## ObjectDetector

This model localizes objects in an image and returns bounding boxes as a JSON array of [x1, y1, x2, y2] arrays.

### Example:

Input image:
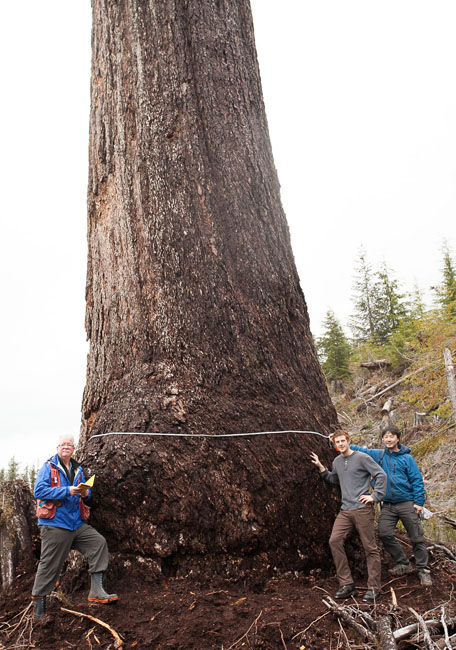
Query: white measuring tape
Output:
[[89, 430, 330, 440]]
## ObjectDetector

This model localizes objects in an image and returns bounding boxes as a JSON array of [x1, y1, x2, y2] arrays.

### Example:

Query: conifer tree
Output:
[[350, 251, 407, 345], [407, 284, 426, 321], [373, 262, 407, 343], [349, 248, 378, 342], [433, 241, 456, 317], [21, 465, 29, 485], [6, 457, 20, 481], [317, 311, 351, 380], [0, 468, 5, 483], [29, 465, 38, 490]]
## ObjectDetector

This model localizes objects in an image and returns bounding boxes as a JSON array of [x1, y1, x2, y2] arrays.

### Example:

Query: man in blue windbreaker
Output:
[[351, 426, 432, 586], [31, 435, 118, 620]]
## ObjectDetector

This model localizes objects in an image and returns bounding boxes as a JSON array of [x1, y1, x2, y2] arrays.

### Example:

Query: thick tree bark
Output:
[[81, 0, 339, 576], [0, 481, 38, 592]]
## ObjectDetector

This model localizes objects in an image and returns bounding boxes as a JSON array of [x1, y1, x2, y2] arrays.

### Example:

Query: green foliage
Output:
[[350, 251, 407, 345], [0, 458, 39, 489], [6, 457, 20, 481], [411, 428, 449, 459], [349, 248, 378, 342], [432, 241, 456, 318], [29, 465, 38, 488], [317, 311, 351, 380], [374, 262, 407, 342], [400, 312, 456, 417]]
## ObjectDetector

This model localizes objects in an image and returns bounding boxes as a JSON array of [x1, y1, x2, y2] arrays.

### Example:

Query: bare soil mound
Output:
[[2, 544, 455, 649]]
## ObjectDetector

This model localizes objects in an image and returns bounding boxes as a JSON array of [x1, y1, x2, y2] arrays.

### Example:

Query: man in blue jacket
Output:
[[32, 435, 118, 620], [351, 426, 432, 586]]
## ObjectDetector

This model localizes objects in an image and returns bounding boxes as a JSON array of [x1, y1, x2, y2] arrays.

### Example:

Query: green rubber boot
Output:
[[88, 572, 118, 603]]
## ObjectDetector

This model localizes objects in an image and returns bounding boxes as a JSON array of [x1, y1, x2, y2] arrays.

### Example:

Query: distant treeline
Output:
[[317, 240, 456, 418], [0, 457, 39, 490]]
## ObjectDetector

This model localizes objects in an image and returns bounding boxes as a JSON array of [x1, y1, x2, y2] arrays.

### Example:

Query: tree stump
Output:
[[0, 480, 38, 592], [330, 379, 345, 394], [414, 412, 427, 426]]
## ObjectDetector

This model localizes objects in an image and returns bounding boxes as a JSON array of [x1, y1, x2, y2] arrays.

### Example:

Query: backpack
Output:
[[36, 462, 90, 521]]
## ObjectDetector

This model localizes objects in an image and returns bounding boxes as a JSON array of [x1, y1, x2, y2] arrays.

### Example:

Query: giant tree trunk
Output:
[[81, 0, 339, 576]]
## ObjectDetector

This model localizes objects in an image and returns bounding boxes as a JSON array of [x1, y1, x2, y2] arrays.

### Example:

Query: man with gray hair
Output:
[[31, 435, 118, 620]]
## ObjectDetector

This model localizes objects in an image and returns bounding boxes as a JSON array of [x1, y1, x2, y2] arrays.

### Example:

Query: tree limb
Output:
[[60, 607, 124, 648], [377, 615, 398, 650], [408, 607, 438, 650], [322, 597, 376, 644]]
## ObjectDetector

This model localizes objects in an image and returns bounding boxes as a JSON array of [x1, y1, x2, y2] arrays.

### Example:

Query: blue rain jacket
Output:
[[34, 453, 91, 530], [350, 443, 426, 506]]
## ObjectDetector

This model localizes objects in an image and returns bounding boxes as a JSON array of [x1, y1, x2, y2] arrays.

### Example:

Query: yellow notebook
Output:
[[79, 475, 95, 488]]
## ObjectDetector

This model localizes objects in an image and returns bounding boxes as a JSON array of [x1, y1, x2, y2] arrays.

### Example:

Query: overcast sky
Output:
[[1, 1, 455, 469]]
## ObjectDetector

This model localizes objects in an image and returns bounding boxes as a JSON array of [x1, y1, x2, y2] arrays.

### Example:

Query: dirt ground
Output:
[[2, 541, 456, 650]]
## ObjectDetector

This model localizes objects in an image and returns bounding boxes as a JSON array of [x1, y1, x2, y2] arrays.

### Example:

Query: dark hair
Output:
[[382, 426, 401, 439]]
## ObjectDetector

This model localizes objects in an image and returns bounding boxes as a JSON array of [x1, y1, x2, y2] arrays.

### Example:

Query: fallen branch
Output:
[[378, 615, 398, 650], [322, 597, 376, 644], [357, 378, 390, 398], [390, 587, 398, 609], [226, 610, 262, 650], [360, 359, 392, 369], [436, 514, 456, 533], [357, 365, 430, 409], [428, 542, 456, 562], [338, 619, 352, 649], [441, 606, 453, 650], [409, 607, 437, 650], [2, 603, 32, 637], [278, 625, 288, 650], [291, 611, 330, 640], [393, 619, 439, 641], [60, 607, 124, 649]]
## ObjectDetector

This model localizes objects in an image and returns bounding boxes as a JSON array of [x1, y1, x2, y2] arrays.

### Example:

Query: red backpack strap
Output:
[[49, 462, 60, 487]]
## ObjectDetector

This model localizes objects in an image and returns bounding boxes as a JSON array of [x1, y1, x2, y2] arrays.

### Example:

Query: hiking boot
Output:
[[418, 571, 432, 587], [334, 584, 358, 599], [32, 596, 46, 620], [88, 572, 118, 603], [362, 589, 381, 603], [389, 562, 414, 576]]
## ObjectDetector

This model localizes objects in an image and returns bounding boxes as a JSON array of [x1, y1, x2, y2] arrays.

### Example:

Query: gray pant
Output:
[[378, 501, 429, 572], [32, 524, 109, 597]]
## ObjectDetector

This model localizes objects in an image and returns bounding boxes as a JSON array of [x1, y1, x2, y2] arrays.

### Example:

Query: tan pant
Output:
[[329, 505, 381, 590]]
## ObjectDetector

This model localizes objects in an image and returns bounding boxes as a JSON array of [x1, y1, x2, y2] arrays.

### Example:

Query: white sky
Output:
[[1, 1, 455, 469]]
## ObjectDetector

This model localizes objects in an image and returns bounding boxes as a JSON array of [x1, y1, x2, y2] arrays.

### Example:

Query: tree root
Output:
[[60, 607, 124, 649]]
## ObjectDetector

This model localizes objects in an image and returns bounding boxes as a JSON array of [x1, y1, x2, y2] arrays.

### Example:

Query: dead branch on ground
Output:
[[409, 606, 437, 649], [225, 610, 263, 650], [322, 596, 376, 644], [377, 615, 397, 650], [60, 607, 124, 649]]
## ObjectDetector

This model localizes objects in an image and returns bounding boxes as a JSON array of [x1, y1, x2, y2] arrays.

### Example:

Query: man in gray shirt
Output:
[[311, 429, 387, 602]]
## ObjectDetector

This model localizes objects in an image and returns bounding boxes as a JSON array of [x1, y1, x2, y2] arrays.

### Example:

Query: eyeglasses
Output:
[[58, 444, 75, 449]]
